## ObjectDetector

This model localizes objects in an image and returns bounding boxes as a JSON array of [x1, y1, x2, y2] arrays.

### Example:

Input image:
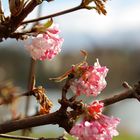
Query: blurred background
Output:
[[0, 0, 140, 139]]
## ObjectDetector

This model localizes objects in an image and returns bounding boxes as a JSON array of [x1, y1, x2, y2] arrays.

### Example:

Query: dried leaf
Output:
[[50, 51, 88, 82], [33, 86, 53, 114]]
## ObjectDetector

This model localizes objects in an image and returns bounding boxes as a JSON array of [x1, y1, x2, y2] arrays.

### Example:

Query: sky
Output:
[[54, 0, 140, 50], [1, 0, 140, 51]]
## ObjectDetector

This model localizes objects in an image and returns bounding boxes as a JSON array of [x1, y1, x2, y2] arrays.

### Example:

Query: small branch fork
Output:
[[21, 4, 84, 25], [0, 0, 39, 40], [0, 80, 140, 135], [0, 0, 90, 40], [0, 0, 108, 41]]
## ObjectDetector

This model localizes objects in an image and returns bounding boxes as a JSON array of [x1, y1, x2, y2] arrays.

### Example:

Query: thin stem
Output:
[[62, 74, 74, 99], [21, 5, 84, 25], [0, 134, 66, 140], [0, 134, 38, 140], [101, 89, 134, 106], [25, 58, 36, 114], [22, 58, 36, 135]]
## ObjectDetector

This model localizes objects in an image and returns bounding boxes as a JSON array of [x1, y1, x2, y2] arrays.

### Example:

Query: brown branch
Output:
[[23, 58, 36, 135], [0, 134, 66, 140], [0, 111, 58, 133], [8, 0, 40, 32], [0, 0, 40, 39], [101, 82, 140, 106], [0, 0, 5, 22], [0, 134, 38, 140], [62, 74, 74, 99], [0, 75, 75, 134], [21, 0, 108, 25], [25, 59, 36, 115], [0, 0, 85, 40], [101, 89, 133, 106], [0, 82, 140, 134], [21, 4, 84, 25], [0, 110, 72, 134]]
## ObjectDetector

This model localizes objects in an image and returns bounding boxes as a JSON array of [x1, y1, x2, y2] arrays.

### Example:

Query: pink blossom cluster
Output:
[[70, 60, 108, 96], [70, 115, 120, 140], [25, 24, 64, 60], [70, 101, 120, 140], [69, 60, 120, 140]]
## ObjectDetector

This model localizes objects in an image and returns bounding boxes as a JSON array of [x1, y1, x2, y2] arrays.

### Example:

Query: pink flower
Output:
[[87, 100, 104, 119], [70, 115, 120, 140], [70, 60, 108, 96], [25, 24, 64, 60]]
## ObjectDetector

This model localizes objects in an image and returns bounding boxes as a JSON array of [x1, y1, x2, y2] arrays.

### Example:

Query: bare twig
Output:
[[0, 134, 38, 140], [1, 82, 140, 134], [22, 58, 36, 135], [21, 4, 84, 25], [0, 0, 86, 40], [25, 40, 36, 116], [9, 0, 40, 31], [0, 0, 5, 22], [62, 74, 74, 100], [102, 82, 140, 106], [21, 0, 108, 25], [0, 134, 67, 140], [101, 89, 133, 106], [0, 0, 40, 39], [122, 81, 132, 89], [0, 111, 59, 133]]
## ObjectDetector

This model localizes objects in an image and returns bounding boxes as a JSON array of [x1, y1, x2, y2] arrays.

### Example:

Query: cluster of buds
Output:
[[82, 0, 107, 15]]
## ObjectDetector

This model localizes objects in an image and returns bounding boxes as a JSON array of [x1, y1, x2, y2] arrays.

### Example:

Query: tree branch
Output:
[[0, 111, 59, 133], [0, 82, 140, 134], [102, 82, 140, 106], [21, 4, 84, 25], [101, 89, 134, 106], [0, 0, 85, 40], [0, 0, 40, 39], [22, 58, 36, 135], [62, 74, 74, 100], [0, 134, 38, 140], [8, 0, 39, 32], [0, 134, 67, 140]]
